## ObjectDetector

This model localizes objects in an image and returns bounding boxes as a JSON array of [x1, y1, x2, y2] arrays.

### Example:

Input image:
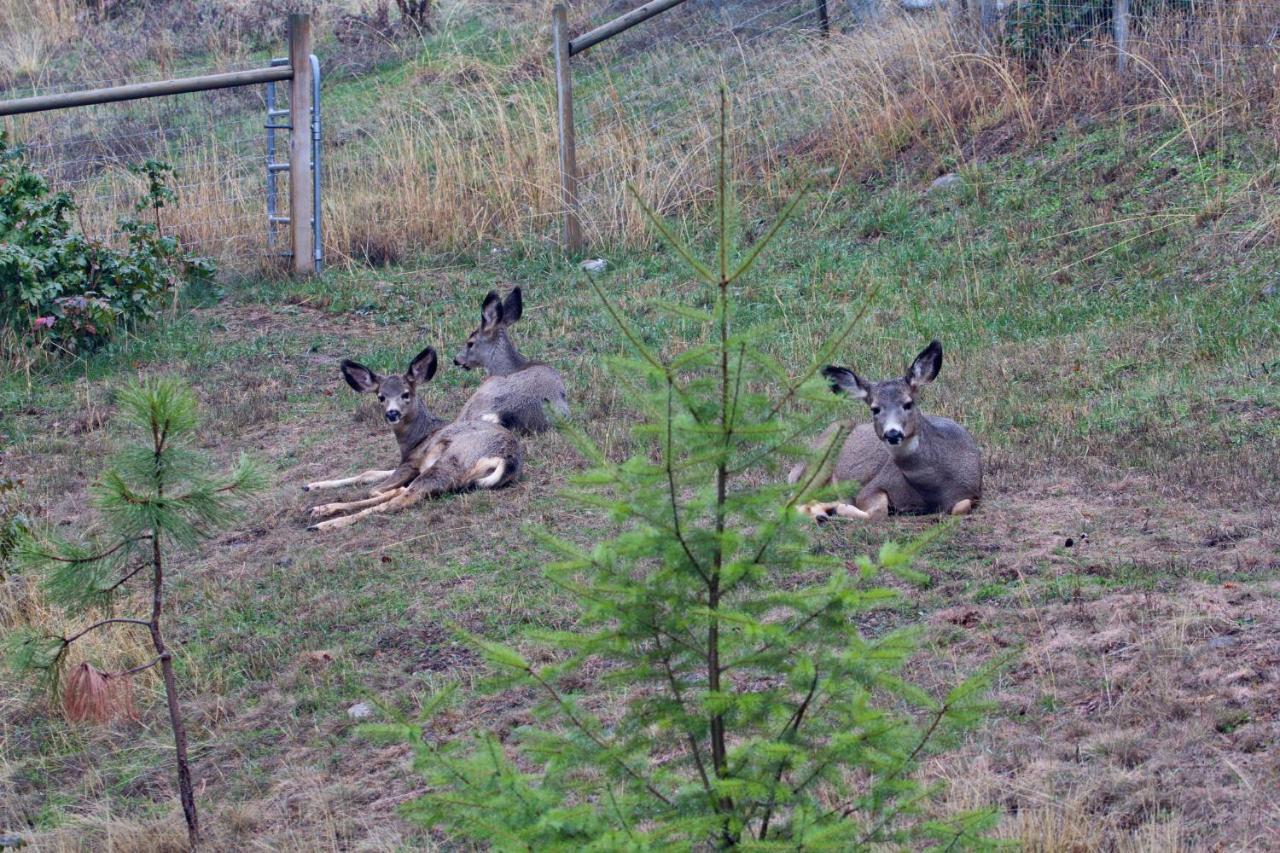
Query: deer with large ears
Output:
[[302, 346, 522, 532], [453, 287, 569, 435], [788, 341, 982, 521]]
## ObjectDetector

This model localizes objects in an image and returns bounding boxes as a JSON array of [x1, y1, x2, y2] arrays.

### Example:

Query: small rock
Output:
[[580, 258, 607, 273], [347, 702, 375, 720], [929, 174, 963, 193]]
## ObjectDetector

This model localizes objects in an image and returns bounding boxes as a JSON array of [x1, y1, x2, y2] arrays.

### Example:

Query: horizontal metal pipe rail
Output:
[[0, 66, 294, 117], [568, 0, 692, 56]]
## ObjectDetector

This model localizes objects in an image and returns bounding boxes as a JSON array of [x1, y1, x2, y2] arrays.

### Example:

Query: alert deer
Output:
[[303, 346, 522, 532], [788, 341, 982, 521], [453, 287, 569, 435]]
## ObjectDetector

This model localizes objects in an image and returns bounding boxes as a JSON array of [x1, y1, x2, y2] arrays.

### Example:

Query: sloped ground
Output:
[[2, 108, 1279, 850]]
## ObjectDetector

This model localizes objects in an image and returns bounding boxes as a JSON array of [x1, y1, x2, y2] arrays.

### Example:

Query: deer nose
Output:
[[884, 429, 904, 445], [452, 356, 464, 367], [385, 410, 401, 423]]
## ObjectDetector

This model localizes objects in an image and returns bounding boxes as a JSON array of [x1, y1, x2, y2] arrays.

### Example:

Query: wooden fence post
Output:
[[1113, 0, 1130, 72], [552, 4, 583, 253], [815, 0, 830, 35], [288, 13, 316, 276]]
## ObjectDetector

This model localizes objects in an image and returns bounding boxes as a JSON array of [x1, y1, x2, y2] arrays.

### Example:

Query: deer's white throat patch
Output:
[[887, 434, 919, 458]]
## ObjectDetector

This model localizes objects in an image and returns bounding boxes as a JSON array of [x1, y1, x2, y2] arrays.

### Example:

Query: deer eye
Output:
[[903, 401, 913, 410], [401, 392, 410, 400], [377, 394, 385, 403], [870, 406, 881, 415]]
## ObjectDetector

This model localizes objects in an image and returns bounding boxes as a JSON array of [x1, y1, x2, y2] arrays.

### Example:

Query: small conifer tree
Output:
[[9, 378, 264, 850], [370, 93, 995, 848]]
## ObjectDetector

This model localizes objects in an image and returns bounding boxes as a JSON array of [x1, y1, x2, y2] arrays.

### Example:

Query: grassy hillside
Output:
[[3, 1, 1280, 850]]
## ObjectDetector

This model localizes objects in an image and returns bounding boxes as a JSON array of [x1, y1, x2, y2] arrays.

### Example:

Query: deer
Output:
[[788, 341, 982, 521], [453, 287, 569, 435], [302, 346, 522, 532]]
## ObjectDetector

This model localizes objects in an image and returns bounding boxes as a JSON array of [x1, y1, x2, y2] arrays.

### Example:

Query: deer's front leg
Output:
[[308, 487, 405, 520], [370, 463, 419, 496], [800, 500, 872, 522], [307, 482, 429, 532], [303, 469, 396, 492]]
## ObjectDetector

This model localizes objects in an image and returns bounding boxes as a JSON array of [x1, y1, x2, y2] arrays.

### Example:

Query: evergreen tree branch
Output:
[[763, 279, 881, 423], [581, 270, 705, 426], [522, 666, 674, 807], [727, 186, 810, 285], [64, 617, 152, 645], [104, 560, 149, 593], [652, 631, 714, 803], [757, 666, 821, 840], [106, 654, 166, 677], [26, 534, 151, 564], [843, 701, 952, 836], [665, 381, 708, 584], [721, 599, 840, 674], [624, 184, 717, 285]]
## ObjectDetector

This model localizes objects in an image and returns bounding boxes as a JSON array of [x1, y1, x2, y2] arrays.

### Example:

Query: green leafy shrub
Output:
[[0, 133, 214, 357], [8, 377, 264, 849], [367, 94, 997, 849]]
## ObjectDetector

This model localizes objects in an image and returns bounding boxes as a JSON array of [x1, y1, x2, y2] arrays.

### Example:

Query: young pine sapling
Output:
[[9, 378, 264, 850]]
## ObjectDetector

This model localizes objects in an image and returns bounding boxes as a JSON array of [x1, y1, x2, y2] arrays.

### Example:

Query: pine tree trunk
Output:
[[152, 535, 199, 849]]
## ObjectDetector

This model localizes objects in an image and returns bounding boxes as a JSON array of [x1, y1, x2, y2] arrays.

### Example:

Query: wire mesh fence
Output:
[[0, 60, 284, 272], [2, 0, 1276, 273], [555, 0, 1278, 248], [564, 0, 859, 245]]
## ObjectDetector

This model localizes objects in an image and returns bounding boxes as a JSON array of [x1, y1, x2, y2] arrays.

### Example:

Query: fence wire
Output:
[[2, 0, 1277, 271], [562, 0, 1278, 246], [1, 61, 285, 271]]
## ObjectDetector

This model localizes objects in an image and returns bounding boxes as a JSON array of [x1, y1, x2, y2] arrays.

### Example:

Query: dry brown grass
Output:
[[0, 0, 78, 85], [3, 1, 1278, 268]]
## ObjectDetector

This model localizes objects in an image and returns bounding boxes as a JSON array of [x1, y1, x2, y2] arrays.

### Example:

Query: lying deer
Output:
[[789, 341, 982, 521], [303, 346, 522, 532], [453, 287, 569, 434]]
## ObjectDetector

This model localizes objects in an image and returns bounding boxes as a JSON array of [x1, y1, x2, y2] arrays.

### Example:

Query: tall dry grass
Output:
[[3, 0, 1277, 270], [0, 0, 78, 84], [321, 2, 1280, 262]]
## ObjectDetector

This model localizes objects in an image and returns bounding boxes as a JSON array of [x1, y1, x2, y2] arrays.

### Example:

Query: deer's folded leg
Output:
[[798, 501, 840, 520], [303, 469, 396, 492], [831, 502, 872, 520], [370, 463, 419, 496], [858, 490, 890, 521]]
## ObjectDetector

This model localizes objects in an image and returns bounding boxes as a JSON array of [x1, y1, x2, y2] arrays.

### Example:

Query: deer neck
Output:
[[393, 399, 447, 461], [485, 331, 530, 377]]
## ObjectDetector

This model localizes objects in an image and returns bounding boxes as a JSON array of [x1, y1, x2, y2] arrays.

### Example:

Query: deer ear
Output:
[[907, 341, 942, 389], [480, 290, 504, 333], [340, 360, 379, 393], [407, 346, 438, 384], [502, 287, 523, 324], [821, 366, 870, 401]]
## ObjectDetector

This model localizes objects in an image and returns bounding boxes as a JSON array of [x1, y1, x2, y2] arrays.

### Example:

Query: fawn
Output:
[[303, 346, 522, 532], [453, 287, 569, 435], [789, 341, 982, 521]]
